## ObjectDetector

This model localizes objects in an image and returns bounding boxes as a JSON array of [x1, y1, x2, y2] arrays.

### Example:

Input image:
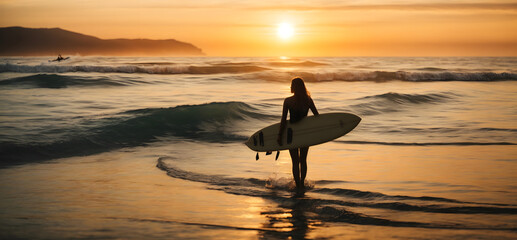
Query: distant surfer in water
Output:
[[50, 54, 67, 62], [277, 77, 319, 190]]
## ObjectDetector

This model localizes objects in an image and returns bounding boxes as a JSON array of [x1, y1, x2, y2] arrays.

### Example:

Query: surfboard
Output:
[[245, 113, 361, 152]]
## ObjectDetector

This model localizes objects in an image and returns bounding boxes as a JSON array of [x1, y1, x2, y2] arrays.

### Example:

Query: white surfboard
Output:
[[245, 113, 361, 152]]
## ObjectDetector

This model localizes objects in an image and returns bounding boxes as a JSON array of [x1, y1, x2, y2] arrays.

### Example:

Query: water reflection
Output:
[[259, 193, 312, 240]]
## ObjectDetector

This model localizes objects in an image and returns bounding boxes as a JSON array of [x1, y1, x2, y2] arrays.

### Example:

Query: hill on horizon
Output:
[[0, 27, 205, 56]]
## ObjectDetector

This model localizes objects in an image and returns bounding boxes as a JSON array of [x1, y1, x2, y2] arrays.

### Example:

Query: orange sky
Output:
[[1, 0, 516, 56]]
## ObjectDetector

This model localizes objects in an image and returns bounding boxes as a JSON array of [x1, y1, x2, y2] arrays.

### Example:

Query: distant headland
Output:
[[0, 27, 205, 56]]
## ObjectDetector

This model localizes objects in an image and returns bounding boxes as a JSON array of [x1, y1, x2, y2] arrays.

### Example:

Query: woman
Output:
[[277, 77, 319, 190]]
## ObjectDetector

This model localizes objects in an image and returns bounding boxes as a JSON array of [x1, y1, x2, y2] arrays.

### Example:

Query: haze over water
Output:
[[0, 56, 516, 239]]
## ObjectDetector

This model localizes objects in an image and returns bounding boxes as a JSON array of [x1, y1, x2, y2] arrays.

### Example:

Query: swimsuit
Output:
[[289, 103, 309, 123]]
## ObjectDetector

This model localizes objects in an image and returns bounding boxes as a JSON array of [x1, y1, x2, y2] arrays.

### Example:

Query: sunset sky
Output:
[[1, 0, 516, 56]]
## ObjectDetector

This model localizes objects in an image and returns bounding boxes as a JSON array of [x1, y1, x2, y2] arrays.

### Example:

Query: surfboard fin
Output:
[[275, 151, 280, 160], [256, 152, 259, 161], [266, 151, 272, 155]]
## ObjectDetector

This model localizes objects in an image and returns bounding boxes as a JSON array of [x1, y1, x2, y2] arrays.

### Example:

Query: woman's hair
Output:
[[291, 77, 310, 103]]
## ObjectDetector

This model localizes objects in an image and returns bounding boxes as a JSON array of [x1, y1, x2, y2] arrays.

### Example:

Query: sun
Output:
[[277, 22, 294, 40]]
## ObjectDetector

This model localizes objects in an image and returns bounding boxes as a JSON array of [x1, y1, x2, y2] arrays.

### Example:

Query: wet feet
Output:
[[292, 184, 306, 197]]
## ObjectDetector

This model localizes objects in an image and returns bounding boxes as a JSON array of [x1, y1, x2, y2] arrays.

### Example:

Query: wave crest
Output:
[[0, 63, 269, 74], [0, 74, 128, 88], [266, 60, 327, 67], [349, 92, 455, 115], [0, 102, 267, 165], [257, 71, 517, 82], [360, 92, 453, 104], [2, 62, 516, 82]]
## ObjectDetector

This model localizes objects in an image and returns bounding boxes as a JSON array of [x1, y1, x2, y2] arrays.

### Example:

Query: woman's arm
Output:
[[277, 98, 289, 145], [309, 97, 319, 116]]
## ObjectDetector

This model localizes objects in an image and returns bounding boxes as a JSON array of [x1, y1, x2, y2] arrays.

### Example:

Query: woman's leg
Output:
[[289, 148, 301, 188], [299, 147, 309, 188]]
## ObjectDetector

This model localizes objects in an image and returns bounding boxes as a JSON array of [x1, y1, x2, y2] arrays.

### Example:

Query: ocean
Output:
[[0, 56, 516, 239]]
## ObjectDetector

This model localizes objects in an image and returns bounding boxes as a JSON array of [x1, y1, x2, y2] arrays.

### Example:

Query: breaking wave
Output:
[[255, 70, 517, 82], [0, 63, 270, 75], [0, 102, 269, 165], [1, 62, 516, 82]]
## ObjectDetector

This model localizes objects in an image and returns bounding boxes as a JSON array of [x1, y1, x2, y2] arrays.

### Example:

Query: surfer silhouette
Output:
[[277, 77, 319, 190], [57, 54, 64, 61]]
